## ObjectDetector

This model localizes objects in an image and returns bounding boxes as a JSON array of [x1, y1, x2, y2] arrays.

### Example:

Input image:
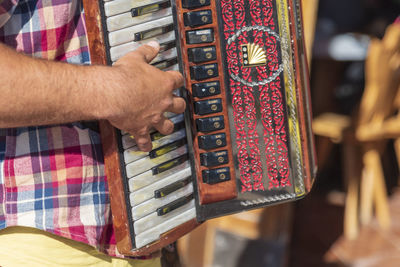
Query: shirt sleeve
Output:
[[0, 0, 18, 28]]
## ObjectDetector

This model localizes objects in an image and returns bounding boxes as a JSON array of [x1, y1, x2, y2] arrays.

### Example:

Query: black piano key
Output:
[[198, 133, 227, 150], [194, 98, 222, 115], [151, 154, 189, 175], [182, 0, 210, 9], [159, 40, 176, 52], [134, 24, 174, 41], [131, 1, 171, 17], [154, 178, 190, 198], [186, 28, 214, 44], [202, 167, 231, 184], [152, 57, 178, 70], [200, 150, 229, 167], [149, 138, 187, 159], [188, 46, 216, 63], [184, 10, 212, 27], [196, 116, 224, 132], [157, 194, 194, 216]]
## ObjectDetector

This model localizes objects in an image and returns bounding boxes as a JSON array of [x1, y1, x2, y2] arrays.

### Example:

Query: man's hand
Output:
[[0, 41, 185, 152], [99, 42, 185, 151]]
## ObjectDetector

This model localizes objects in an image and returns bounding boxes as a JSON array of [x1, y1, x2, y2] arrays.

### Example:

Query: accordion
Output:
[[83, 0, 316, 256]]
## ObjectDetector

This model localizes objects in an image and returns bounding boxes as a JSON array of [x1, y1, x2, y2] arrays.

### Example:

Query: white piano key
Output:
[[121, 134, 135, 149], [128, 160, 190, 192], [104, 0, 168, 17], [150, 48, 177, 64], [164, 63, 179, 72], [123, 128, 186, 164], [126, 145, 187, 178], [131, 183, 193, 220], [107, 7, 172, 32], [108, 16, 173, 47], [121, 114, 184, 149], [164, 112, 177, 119], [129, 165, 191, 206], [110, 31, 175, 62], [134, 199, 194, 234], [134, 207, 196, 248]]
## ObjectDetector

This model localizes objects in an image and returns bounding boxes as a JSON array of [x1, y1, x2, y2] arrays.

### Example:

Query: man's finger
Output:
[[153, 116, 175, 136], [166, 70, 184, 89], [132, 41, 160, 63], [166, 97, 186, 114], [134, 133, 153, 152]]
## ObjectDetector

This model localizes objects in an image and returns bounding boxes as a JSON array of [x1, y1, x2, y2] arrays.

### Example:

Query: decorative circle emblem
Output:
[[226, 26, 284, 87]]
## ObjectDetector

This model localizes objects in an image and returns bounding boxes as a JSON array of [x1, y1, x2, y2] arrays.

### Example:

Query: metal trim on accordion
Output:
[[83, 0, 317, 256]]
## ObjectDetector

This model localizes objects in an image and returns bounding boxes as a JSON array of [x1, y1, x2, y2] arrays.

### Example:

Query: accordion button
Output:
[[188, 46, 216, 63], [192, 81, 220, 98], [202, 167, 231, 184], [186, 28, 214, 44], [194, 98, 222, 115], [190, 63, 218, 80], [200, 150, 229, 167], [198, 133, 227, 150], [182, 0, 210, 9], [196, 116, 225, 132], [184, 10, 212, 27]]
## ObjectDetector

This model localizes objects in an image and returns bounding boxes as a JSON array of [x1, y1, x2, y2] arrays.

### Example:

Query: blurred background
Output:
[[166, 0, 400, 266]]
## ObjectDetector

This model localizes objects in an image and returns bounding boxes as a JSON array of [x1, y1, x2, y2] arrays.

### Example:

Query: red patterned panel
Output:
[[221, 0, 291, 191]]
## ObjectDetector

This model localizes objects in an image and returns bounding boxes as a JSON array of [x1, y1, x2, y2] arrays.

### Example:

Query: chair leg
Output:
[[360, 156, 375, 225], [393, 138, 400, 186], [361, 149, 391, 230], [343, 142, 360, 239], [369, 150, 391, 230]]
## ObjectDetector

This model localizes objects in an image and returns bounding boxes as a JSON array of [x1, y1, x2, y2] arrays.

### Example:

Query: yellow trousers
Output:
[[0, 227, 160, 267]]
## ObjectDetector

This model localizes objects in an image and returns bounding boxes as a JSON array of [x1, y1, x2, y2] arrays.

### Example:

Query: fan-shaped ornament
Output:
[[241, 43, 267, 67]]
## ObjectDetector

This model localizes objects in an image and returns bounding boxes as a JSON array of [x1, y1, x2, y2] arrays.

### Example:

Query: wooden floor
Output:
[[325, 188, 400, 267], [290, 186, 400, 267]]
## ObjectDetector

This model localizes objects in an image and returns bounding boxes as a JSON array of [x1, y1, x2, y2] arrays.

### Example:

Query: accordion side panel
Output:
[[287, 0, 317, 192], [99, 121, 134, 254], [83, 0, 107, 65], [82, 0, 134, 254]]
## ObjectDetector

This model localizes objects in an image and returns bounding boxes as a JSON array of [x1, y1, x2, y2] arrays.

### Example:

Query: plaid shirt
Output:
[[0, 0, 129, 258]]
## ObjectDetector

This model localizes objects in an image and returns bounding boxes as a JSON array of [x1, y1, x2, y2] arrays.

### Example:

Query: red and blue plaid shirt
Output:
[[0, 0, 127, 258]]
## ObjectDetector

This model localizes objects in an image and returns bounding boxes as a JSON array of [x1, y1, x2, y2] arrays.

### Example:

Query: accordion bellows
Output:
[[83, 0, 316, 256]]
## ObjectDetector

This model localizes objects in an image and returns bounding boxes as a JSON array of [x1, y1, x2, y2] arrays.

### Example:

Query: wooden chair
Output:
[[313, 23, 400, 239]]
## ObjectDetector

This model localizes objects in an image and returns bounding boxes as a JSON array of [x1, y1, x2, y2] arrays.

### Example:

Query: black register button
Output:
[[198, 133, 227, 150], [192, 81, 220, 98], [202, 167, 231, 184], [196, 116, 224, 132], [188, 46, 216, 63], [194, 98, 222, 115], [184, 10, 212, 27], [190, 63, 218, 80], [186, 28, 214, 44], [200, 150, 229, 167], [182, 0, 210, 9]]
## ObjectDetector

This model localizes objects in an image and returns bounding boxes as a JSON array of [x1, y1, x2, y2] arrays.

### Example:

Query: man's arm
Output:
[[0, 41, 185, 151]]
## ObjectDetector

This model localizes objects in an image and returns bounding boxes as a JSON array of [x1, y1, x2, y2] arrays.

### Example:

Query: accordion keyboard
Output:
[[101, 0, 196, 249]]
